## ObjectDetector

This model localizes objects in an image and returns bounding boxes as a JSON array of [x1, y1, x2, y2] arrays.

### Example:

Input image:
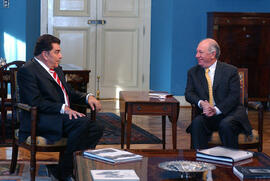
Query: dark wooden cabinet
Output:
[[207, 12, 270, 101]]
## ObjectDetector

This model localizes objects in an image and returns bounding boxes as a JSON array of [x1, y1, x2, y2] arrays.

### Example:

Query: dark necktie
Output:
[[49, 69, 70, 107]]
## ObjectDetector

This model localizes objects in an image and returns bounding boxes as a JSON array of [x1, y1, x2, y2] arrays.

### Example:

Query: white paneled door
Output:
[[41, 0, 151, 98]]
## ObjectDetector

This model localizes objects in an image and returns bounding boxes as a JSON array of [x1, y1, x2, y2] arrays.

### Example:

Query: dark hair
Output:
[[33, 34, 61, 56]]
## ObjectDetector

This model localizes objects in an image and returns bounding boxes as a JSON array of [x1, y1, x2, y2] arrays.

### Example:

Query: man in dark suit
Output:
[[185, 38, 252, 149], [17, 34, 104, 181]]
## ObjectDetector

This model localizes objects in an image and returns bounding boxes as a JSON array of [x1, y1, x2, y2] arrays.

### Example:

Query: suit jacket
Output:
[[17, 59, 88, 143], [185, 61, 252, 135]]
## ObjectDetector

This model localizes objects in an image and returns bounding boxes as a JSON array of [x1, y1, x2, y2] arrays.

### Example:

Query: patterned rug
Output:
[[95, 112, 162, 145], [0, 162, 53, 181], [0, 112, 162, 145]]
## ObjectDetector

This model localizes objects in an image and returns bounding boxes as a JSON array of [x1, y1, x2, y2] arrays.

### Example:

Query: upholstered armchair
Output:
[[9, 67, 96, 181]]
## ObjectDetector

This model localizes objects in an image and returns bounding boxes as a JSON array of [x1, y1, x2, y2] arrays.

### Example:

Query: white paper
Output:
[[90, 170, 139, 181]]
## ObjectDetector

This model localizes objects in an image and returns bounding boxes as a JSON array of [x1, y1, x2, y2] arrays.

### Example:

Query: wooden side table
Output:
[[120, 91, 180, 149]]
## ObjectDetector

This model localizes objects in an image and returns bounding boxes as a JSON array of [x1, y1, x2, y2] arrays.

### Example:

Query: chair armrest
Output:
[[248, 101, 264, 110], [71, 104, 96, 120], [14, 103, 38, 146], [16, 103, 32, 111]]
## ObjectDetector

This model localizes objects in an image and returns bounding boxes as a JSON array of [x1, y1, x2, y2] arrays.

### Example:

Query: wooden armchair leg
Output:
[[59, 151, 65, 162], [30, 150, 36, 181], [9, 143, 19, 173], [30, 145, 36, 181], [258, 144, 262, 152], [1, 112, 6, 143]]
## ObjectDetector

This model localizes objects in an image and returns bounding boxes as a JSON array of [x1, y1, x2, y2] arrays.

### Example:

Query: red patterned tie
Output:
[[49, 69, 70, 107]]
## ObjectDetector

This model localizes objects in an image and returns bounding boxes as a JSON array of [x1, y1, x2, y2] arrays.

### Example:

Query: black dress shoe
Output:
[[59, 175, 75, 181], [46, 164, 60, 179]]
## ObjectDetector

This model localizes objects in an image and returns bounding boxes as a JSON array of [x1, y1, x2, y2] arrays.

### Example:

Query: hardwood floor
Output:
[[0, 99, 269, 163]]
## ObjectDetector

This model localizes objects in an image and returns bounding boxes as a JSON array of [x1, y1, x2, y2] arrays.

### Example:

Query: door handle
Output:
[[87, 20, 106, 25]]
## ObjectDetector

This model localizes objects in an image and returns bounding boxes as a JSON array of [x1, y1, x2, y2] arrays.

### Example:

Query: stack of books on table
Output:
[[233, 166, 270, 180], [196, 146, 253, 165], [83, 148, 143, 164], [90, 170, 140, 181]]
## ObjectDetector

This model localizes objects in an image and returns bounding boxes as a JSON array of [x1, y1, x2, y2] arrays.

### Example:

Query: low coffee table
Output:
[[75, 149, 270, 181]]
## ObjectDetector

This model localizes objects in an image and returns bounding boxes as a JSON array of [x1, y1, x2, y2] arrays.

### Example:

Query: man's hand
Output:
[[200, 100, 216, 117], [64, 106, 85, 120], [88, 96, 102, 112]]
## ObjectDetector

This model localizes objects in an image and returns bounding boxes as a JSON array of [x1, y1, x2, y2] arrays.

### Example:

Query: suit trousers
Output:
[[58, 114, 104, 178], [190, 114, 242, 149]]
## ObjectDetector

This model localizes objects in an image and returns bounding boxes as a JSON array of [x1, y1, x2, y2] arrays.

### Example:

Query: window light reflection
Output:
[[4, 32, 26, 63]]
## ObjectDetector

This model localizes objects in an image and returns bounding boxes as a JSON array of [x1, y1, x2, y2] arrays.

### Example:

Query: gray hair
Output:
[[207, 39, 220, 59]]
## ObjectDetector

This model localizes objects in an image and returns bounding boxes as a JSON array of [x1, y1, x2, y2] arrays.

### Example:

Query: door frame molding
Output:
[[40, 0, 48, 34], [142, 0, 151, 90]]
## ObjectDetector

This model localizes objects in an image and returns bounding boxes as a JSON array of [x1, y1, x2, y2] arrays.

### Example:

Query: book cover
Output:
[[196, 146, 253, 163], [90, 170, 140, 181], [233, 166, 270, 180], [83, 148, 143, 164]]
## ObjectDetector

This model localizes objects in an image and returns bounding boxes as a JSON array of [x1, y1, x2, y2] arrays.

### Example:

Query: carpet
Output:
[[0, 162, 53, 181], [95, 112, 162, 145], [0, 112, 162, 145]]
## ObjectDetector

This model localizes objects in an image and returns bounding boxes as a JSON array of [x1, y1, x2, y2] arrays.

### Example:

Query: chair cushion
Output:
[[209, 129, 259, 145], [15, 129, 67, 147]]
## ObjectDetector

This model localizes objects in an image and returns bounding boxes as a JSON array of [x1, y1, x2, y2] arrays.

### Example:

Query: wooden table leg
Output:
[[162, 115, 166, 149], [126, 106, 132, 149], [172, 115, 177, 150], [126, 114, 132, 149], [169, 104, 179, 150], [168, 115, 177, 150], [120, 112, 125, 149]]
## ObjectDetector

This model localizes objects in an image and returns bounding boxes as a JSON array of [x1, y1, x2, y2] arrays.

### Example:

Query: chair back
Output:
[[10, 67, 22, 127], [238, 68, 248, 107], [0, 61, 25, 144], [0, 61, 25, 102]]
